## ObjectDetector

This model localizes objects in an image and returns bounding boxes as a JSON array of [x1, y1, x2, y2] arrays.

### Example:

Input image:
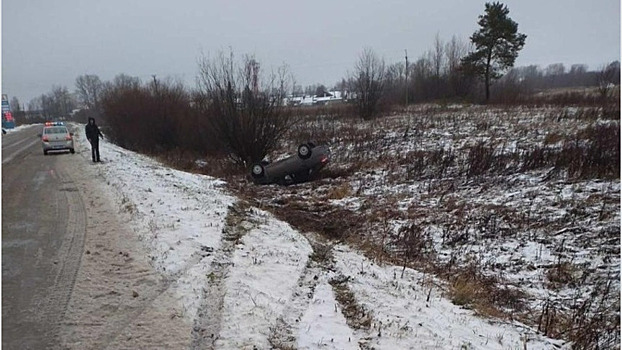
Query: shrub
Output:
[[557, 123, 620, 179], [466, 142, 497, 177], [100, 76, 217, 156], [196, 52, 292, 167], [352, 48, 386, 120]]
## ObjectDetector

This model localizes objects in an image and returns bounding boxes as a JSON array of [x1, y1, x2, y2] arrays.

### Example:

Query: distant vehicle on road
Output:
[[40, 122, 75, 155], [251, 143, 330, 185]]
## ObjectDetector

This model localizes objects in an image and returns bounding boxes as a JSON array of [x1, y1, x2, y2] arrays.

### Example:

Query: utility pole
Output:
[[404, 49, 412, 139], [405, 49, 409, 107], [152, 74, 158, 94]]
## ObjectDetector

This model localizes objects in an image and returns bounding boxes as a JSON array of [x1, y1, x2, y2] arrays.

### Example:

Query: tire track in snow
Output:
[[266, 238, 333, 349], [328, 274, 375, 349], [37, 170, 87, 349], [268, 259, 323, 349], [91, 249, 205, 348], [267, 238, 376, 350], [191, 202, 250, 350]]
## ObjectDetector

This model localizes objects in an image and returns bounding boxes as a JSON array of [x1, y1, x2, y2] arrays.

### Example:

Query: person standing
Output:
[[85, 117, 103, 162]]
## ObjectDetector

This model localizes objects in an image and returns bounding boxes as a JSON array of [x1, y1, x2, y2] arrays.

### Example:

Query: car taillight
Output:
[[42, 136, 49, 142], [320, 156, 328, 163]]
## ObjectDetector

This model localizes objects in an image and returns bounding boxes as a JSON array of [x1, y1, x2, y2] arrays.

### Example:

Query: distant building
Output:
[[285, 90, 350, 107]]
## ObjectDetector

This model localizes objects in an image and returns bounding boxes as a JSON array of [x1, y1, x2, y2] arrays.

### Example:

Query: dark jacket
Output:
[[85, 118, 103, 141]]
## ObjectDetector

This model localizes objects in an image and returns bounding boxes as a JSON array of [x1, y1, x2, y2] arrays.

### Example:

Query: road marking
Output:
[[3, 135, 36, 150], [2, 137, 40, 164]]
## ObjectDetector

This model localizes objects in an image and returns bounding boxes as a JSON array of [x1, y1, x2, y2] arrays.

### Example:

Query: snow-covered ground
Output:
[[69, 122, 569, 349], [234, 105, 620, 348], [3, 124, 34, 133]]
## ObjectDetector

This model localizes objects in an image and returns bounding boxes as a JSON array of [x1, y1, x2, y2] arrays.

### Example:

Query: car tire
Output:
[[298, 144, 312, 159], [251, 163, 265, 178], [70, 148, 75, 154], [43, 150, 48, 155]]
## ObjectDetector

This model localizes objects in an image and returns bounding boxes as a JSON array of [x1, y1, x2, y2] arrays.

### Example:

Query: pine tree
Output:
[[462, 2, 526, 102]]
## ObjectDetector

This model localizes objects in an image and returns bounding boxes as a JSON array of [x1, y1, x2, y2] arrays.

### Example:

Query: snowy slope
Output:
[[71, 123, 569, 349]]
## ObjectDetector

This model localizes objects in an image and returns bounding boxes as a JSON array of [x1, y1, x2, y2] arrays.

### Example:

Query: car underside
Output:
[[250, 143, 330, 185]]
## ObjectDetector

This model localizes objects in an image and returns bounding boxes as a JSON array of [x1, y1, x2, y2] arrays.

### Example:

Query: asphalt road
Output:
[[2, 125, 86, 349]]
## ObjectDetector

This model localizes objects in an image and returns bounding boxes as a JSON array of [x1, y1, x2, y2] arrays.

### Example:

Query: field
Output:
[[227, 104, 620, 348]]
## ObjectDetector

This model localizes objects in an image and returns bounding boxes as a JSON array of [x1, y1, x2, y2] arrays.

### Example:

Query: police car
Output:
[[40, 121, 75, 155]]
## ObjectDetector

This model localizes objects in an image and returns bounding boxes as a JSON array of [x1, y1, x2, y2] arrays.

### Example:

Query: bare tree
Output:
[[27, 96, 42, 114], [10, 97, 21, 113], [352, 48, 386, 120], [197, 51, 292, 166], [431, 33, 445, 98], [569, 64, 587, 75], [432, 33, 445, 79], [37, 86, 75, 118], [100, 74, 197, 153], [445, 36, 471, 98], [597, 61, 620, 99], [411, 55, 434, 101], [292, 84, 303, 97], [544, 63, 565, 87], [518, 65, 542, 92], [544, 63, 565, 77], [276, 63, 294, 98], [384, 62, 407, 105], [75, 74, 103, 113], [445, 35, 468, 74]]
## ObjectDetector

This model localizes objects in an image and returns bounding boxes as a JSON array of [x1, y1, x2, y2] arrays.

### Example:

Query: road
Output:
[[2, 125, 192, 349], [2, 125, 86, 349]]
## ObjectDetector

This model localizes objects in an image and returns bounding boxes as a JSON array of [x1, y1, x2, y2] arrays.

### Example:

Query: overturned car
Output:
[[250, 143, 330, 185]]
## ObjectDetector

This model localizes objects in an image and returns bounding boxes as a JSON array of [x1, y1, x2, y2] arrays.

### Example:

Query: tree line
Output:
[[13, 2, 619, 169]]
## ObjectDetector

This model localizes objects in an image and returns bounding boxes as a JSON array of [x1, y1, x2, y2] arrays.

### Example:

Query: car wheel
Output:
[[298, 144, 312, 159], [43, 150, 48, 155], [70, 148, 75, 154], [251, 163, 265, 178]]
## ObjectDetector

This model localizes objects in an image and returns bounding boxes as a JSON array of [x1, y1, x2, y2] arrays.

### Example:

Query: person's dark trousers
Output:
[[90, 139, 100, 162]]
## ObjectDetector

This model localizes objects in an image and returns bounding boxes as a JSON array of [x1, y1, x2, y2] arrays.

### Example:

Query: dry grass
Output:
[[543, 132, 564, 145], [156, 102, 619, 348], [546, 262, 580, 289], [326, 182, 352, 200], [443, 261, 527, 316], [329, 276, 373, 330], [449, 276, 482, 308]]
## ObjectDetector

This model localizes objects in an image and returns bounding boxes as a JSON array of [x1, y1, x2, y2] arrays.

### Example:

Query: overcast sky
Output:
[[2, 0, 620, 106]]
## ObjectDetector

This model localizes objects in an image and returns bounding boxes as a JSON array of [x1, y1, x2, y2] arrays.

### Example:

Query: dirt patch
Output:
[[328, 275, 373, 331]]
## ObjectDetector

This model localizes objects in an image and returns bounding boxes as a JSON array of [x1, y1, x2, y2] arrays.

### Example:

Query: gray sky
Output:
[[2, 0, 620, 106]]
